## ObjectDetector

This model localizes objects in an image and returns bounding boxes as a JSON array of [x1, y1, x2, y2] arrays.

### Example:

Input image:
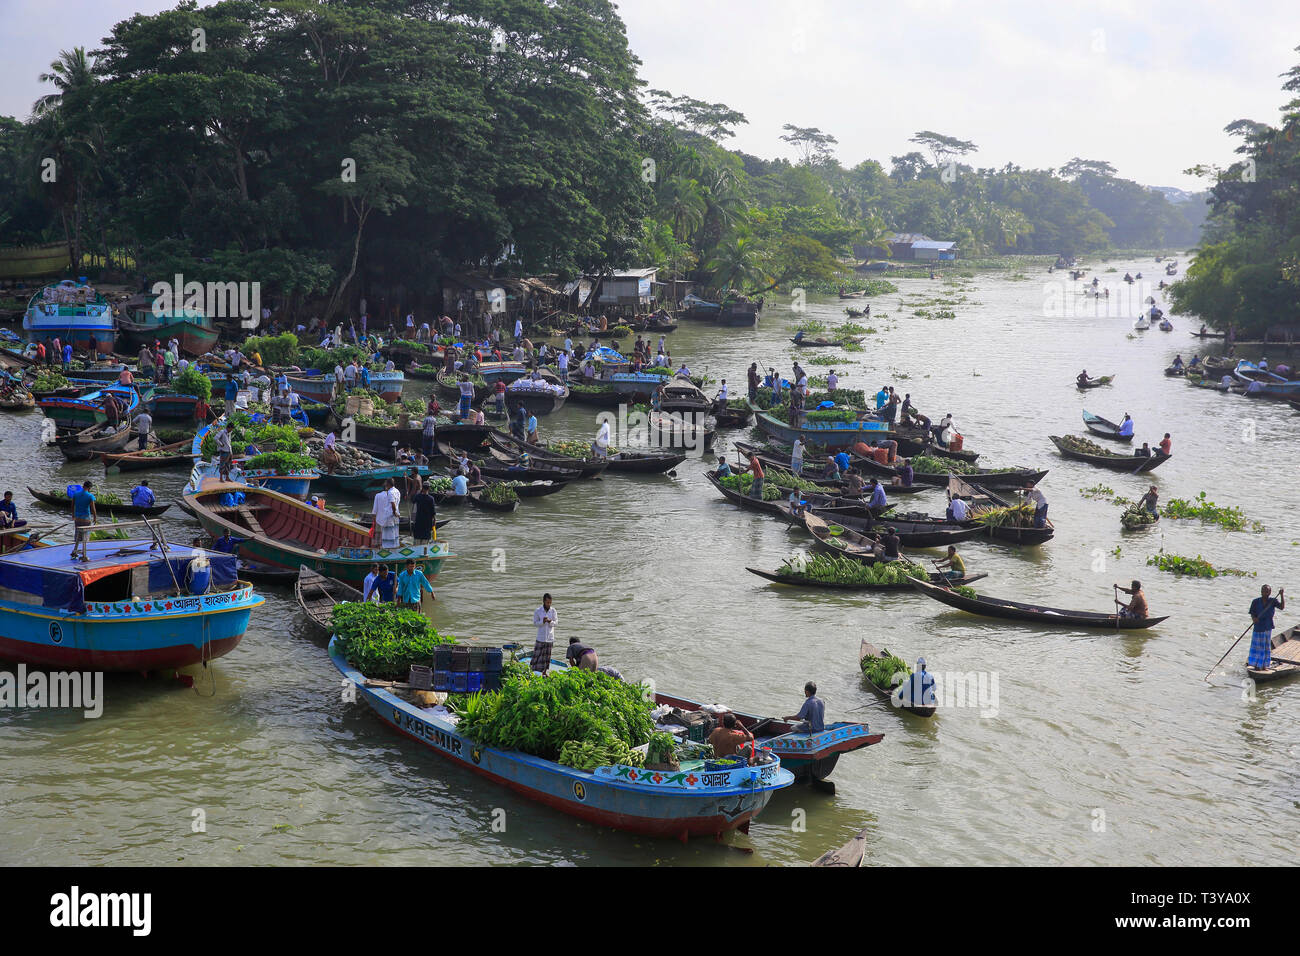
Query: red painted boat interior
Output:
[[201, 489, 370, 552]]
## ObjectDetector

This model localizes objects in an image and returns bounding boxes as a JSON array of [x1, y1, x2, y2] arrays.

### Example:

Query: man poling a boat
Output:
[[1115, 581, 1149, 619], [896, 659, 936, 711], [1247, 585, 1287, 670], [532, 594, 557, 674]]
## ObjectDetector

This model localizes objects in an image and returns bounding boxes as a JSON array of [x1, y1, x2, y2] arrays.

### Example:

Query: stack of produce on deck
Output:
[[333, 603, 457, 681]]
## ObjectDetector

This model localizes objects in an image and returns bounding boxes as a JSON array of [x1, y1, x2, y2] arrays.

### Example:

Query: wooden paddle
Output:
[[1205, 623, 1255, 682], [929, 558, 954, 591]]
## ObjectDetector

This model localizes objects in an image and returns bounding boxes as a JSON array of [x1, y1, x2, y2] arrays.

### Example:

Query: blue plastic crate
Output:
[[450, 672, 469, 693], [466, 672, 483, 693], [484, 671, 502, 692], [433, 670, 451, 692], [485, 647, 504, 672]]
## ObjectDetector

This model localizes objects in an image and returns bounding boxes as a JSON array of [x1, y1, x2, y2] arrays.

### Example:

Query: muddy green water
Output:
[[2, 256, 1298, 866]]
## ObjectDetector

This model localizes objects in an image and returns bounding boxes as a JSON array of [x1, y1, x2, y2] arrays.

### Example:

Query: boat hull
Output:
[[0, 586, 260, 671], [332, 642, 792, 839], [117, 318, 219, 356]]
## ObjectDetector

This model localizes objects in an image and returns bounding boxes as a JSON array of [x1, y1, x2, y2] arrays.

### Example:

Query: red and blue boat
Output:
[[0, 539, 261, 670], [330, 642, 796, 839], [22, 280, 115, 352]]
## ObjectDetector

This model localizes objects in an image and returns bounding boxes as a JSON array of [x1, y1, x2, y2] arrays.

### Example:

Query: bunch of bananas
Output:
[[558, 739, 646, 772]]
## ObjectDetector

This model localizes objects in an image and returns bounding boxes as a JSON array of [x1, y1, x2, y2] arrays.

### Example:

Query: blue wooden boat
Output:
[[0, 539, 262, 670], [1234, 361, 1300, 398], [22, 280, 115, 351], [284, 372, 336, 405], [609, 371, 673, 402], [330, 640, 796, 839], [751, 405, 890, 450], [476, 361, 528, 385], [366, 370, 405, 403], [37, 383, 143, 430], [651, 690, 883, 785]]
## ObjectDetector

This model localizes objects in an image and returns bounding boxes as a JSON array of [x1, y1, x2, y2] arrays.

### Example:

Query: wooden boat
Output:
[[0, 387, 35, 410], [468, 489, 520, 512], [750, 405, 892, 451], [658, 374, 712, 416], [236, 560, 299, 586], [812, 828, 869, 867], [1245, 626, 1300, 683], [0, 538, 261, 670], [473, 456, 586, 483], [484, 431, 608, 479], [802, 512, 888, 564], [505, 370, 568, 416], [314, 464, 434, 496], [852, 454, 1048, 490], [435, 368, 491, 404], [55, 421, 136, 461], [101, 435, 196, 472], [604, 450, 686, 474], [730, 442, 925, 495], [1158, 320, 1174, 332], [906, 576, 1169, 629], [947, 475, 1055, 545], [183, 482, 453, 588], [565, 381, 623, 408], [710, 401, 753, 428], [1164, 365, 1186, 376], [838, 290, 868, 299], [284, 372, 336, 405], [332, 639, 798, 838], [492, 479, 568, 498], [1075, 374, 1114, 390], [746, 566, 986, 591], [37, 383, 141, 431], [29, 485, 172, 517], [859, 641, 936, 717], [650, 689, 881, 787], [806, 508, 983, 548], [1189, 330, 1226, 339], [1081, 410, 1133, 443], [704, 472, 881, 521], [296, 565, 364, 631], [1049, 436, 1170, 473], [893, 424, 980, 463]]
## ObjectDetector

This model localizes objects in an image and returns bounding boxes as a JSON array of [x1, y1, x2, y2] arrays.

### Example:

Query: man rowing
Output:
[[1115, 580, 1149, 620], [1247, 585, 1287, 671]]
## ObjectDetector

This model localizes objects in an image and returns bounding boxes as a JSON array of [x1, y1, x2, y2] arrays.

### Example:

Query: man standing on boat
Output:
[[215, 421, 234, 482], [532, 594, 557, 674], [747, 363, 760, 401], [372, 478, 401, 549], [396, 559, 434, 610], [69, 479, 97, 562], [790, 438, 806, 476], [1247, 585, 1287, 670], [1024, 483, 1049, 527], [1139, 485, 1159, 516], [411, 481, 437, 546], [134, 408, 153, 451]]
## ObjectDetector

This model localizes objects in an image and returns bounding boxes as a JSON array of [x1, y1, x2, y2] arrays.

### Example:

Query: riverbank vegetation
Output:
[[0, 0, 1206, 320]]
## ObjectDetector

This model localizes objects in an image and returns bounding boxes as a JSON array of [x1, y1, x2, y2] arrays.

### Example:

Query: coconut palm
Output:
[[703, 233, 768, 295]]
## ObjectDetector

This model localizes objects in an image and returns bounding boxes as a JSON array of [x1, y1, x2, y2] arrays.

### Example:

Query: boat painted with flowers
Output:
[[329, 641, 795, 839], [0, 539, 261, 670]]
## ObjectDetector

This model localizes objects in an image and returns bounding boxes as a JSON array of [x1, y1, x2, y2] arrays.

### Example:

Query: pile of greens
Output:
[[334, 602, 457, 680], [767, 466, 831, 492], [171, 367, 212, 402], [457, 666, 653, 762], [1055, 435, 1119, 457], [719, 472, 782, 500], [971, 503, 1036, 527], [549, 439, 594, 459], [1145, 553, 1253, 578], [30, 369, 70, 391], [242, 332, 300, 367], [479, 482, 519, 506], [778, 553, 926, 585], [911, 454, 979, 475], [1120, 505, 1158, 529], [244, 451, 318, 473]]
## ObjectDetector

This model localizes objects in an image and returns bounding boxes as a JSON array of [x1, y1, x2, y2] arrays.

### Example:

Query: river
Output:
[[2, 254, 1297, 866]]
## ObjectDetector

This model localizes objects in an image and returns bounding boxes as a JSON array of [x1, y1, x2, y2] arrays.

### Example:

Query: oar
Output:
[[1205, 623, 1254, 682], [929, 558, 954, 591]]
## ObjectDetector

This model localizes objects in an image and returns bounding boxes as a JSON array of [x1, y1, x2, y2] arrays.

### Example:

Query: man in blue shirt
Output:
[[396, 558, 435, 609], [70, 479, 97, 561], [129, 480, 155, 508], [896, 658, 936, 711], [868, 479, 888, 509], [784, 682, 825, 734], [212, 530, 244, 554], [0, 490, 19, 528], [1118, 414, 1134, 438], [1247, 585, 1287, 670], [834, 450, 851, 473], [451, 473, 469, 497], [62, 343, 73, 369], [875, 386, 889, 410]]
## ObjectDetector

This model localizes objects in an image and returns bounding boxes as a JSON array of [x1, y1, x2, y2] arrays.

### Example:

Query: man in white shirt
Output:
[[827, 370, 839, 391], [514, 318, 523, 340], [791, 437, 806, 476], [406, 313, 415, 332], [716, 380, 728, 401], [372, 479, 401, 548], [556, 350, 569, 382], [593, 420, 611, 458], [531, 594, 557, 673], [334, 363, 344, 385], [362, 563, 380, 603], [947, 493, 970, 522]]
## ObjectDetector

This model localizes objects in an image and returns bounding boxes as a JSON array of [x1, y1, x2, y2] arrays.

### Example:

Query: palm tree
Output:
[[660, 177, 706, 242], [703, 234, 767, 295], [32, 48, 95, 119], [30, 48, 99, 272]]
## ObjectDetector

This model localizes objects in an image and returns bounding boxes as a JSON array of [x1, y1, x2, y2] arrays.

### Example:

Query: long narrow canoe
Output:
[[296, 565, 364, 632], [1075, 375, 1114, 390], [906, 576, 1169, 629], [1081, 410, 1133, 443], [746, 566, 986, 591], [812, 828, 869, 867], [1049, 436, 1170, 473], [28, 485, 171, 516], [859, 640, 936, 717], [101, 436, 197, 472]]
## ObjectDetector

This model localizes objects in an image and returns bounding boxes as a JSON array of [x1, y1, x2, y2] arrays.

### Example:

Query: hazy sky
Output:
[[2, 0, 1296, 188]]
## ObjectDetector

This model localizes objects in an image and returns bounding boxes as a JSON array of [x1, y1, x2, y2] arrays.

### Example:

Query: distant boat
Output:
[[115, 296, 220, 356], [23, 279, 115, 352], [1133, 317, 1150, 331]]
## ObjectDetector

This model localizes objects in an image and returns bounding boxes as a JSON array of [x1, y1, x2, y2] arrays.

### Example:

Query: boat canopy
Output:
[[0, 540, 236, 613]]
